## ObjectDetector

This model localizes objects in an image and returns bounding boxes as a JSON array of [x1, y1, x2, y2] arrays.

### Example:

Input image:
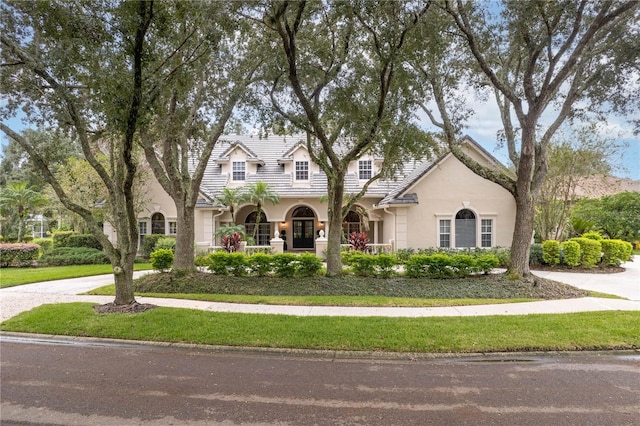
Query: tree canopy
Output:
[[416, 0, 639, 277]]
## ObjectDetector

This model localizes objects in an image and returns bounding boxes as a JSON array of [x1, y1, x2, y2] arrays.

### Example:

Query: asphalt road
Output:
[[1, 335, 639, 425]]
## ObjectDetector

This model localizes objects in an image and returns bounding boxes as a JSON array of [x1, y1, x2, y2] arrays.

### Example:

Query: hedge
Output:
[[40, 247, 109, 266], [404, 252, 498, 278], [0, 243, 40, 267], [570, 237, 601, 268], [560, 240, 581, 267], [32, 238, 53, 255], [65, 234, 102, 250], [600, 239, 633, 266], [206, 252, 322, 277], [52, 231, 75, 247], [541, 240, 560, 265], [150, 248, 174, 272]]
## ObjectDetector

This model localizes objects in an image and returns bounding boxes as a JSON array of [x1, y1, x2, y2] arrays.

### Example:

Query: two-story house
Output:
[[115, 134, 516, 252]]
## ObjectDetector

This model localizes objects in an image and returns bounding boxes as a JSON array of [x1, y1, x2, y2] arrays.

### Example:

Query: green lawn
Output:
[[0, 264, 152, 288], [2, 303, 638, 353]]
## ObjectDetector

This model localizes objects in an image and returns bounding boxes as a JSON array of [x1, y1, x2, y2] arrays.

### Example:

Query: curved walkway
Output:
[[1, 258, 639, 321]]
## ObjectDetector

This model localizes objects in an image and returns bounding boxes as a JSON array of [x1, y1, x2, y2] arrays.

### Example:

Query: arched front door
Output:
[[151, 212, 165, 234], [455, 209, 476, 248], [292, 206, 315, 249]]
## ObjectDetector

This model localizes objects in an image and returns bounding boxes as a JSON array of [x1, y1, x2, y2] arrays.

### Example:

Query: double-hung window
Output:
[[358, 160, 372, 180], [439, 219, 451, 248], [168, 221, 177, 235], [232, 161, 245, 181], [481, 219, 493, 248], [295, 161, 309, 181]]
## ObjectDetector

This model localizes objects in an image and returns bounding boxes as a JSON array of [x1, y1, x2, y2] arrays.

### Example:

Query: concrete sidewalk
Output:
[[1, 258, 639, 321]]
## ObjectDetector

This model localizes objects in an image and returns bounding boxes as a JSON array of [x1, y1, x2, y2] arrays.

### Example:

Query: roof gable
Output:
[[377, 136, 509, 206]]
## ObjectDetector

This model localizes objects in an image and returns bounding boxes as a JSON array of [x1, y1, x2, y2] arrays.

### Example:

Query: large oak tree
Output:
[[416, 0, 639, 278], [260, 0, 435, 276], [1, 0, 157, 304]]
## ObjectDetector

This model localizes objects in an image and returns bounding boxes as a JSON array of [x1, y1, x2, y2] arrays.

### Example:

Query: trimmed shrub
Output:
[[226, 253, 248, 276], [0, 243, 40, 267], [66, 234, 102, 250], [349, 253, 377, 277], [194, 253, 212, 268], [424, 253, 455, 278], [150, 249, 174, 272], [32, 238, 54, 256], [570, 237, 601, 267], [141, 234, 166, 258], [272, 254, 298, 277], [529, 243, 544, 266], [52, 231, 75, 247], [395, 248, 415, 264], [40, 247, 109, 266], [622, 241, 633, 261], [208, 251, 231, 275], [560, 240, 581, 267], [296, 253, 323, 277], [376, 254, 397, 278], [542, 240, 560, 265], [600, 239, 631, 266], [475, 254, 500, 274], [341, 250, 360, 266], [247, 253, 272, 277], [581, 231, 604, 241], [450, 254, 476, 277], [155, 237, 176, 252]]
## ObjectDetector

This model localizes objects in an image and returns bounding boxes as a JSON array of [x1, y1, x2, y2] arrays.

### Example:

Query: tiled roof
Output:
[[194, 134, 496, 208]]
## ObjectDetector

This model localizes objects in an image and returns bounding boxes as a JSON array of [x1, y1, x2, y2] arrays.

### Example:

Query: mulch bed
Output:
[[93, 302, 157, 314]]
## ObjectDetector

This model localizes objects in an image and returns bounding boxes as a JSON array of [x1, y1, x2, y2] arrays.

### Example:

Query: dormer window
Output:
[[359, 160, 372, 180], [232, 161, 245, 181], [295, 161, 309, 181]]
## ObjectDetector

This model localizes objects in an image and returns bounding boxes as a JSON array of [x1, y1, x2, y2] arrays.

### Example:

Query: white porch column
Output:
[[373, 220, 379, 244]]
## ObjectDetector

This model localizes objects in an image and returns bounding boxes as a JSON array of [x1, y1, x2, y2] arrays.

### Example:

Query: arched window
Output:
[[455, 209, 476, 248], [151, 212, 165, 234], [245, 211, 270, 246], [292, 206, 314, 218], [342, 210, 362, 238]]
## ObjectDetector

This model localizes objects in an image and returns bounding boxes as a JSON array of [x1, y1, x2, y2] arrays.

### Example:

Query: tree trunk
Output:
[[508, 191, 535, 278], [112, 257, 136, 305], [507, 127, 537, 278], [325, 173, 346, 277], [173, 203, 196, 271]]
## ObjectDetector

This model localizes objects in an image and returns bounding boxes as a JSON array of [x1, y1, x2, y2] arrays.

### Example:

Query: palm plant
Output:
[[0, 182, 48, 242], [241, 182, 280, 240], [215, 187, 243, 223]]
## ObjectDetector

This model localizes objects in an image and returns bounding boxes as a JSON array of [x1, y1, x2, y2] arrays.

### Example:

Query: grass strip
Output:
[[86, 285, 538, 307], [0, 264, 152, 288], [2, 303, 638, 353]]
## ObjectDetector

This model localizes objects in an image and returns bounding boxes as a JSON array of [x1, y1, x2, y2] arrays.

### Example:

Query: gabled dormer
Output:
[[277, 142, 320, 185], [215, 141, 265, 186], [347, 153, 381, 184]]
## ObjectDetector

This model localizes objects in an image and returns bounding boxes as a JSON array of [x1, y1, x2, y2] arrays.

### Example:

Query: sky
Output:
[[420, 95, 640, 181]]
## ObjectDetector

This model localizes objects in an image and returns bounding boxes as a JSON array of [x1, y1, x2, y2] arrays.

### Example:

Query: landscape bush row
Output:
[[1, 231, 108, 267], [182, 250, 501, 279], [531, 232, 632, 268], [195, 252, 323, 277]]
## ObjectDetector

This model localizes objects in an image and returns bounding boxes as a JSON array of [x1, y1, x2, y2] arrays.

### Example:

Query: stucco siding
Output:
[[403, 153, 516, 249]]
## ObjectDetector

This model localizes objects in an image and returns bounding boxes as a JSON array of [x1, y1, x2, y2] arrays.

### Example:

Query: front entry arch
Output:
[[291, 206, 315, 249]]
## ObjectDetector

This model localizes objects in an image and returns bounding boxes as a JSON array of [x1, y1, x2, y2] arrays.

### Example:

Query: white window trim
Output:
[[232, 161, 246, 181], [358, 160, 372, 180], [295, 160, 309, 181]]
